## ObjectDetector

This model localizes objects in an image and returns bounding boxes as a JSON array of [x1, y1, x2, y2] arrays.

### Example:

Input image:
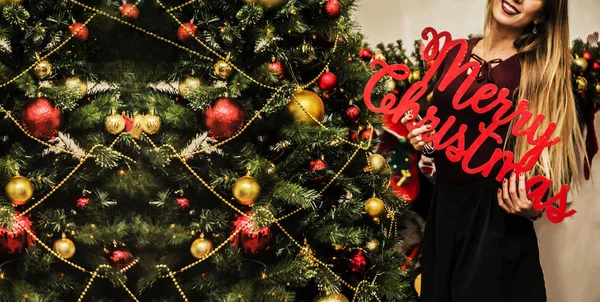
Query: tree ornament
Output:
[[21, 98, 62, 139], [177, 22, 197, 41], [0, 213, 34, 254], [33, 60, 53, 79], [53, 235, 76, 259], [288, 90, 325, 125], [141, 109, 161, 135], [318, 72, 337, 91], [373, 50, 386, 62], [5, 175, 34, 206], [575, 76, 588, 93], [408, 70, 422, 84], [120, 3, 139, 19], [365, 238, 380, 251], [105, 109, 126, 135], [572, 57, 588, 72], [426, 90, 434, 102], [213, 60, 233, 79], [76, 196, 90, 209], [0, 0, 23, 8], [110, 250, 133, 269], [232, 175, 261, 205], [301, 41, 316, 64], [268, 57, 284, 78], [256, 0, 288, 10], [349, 250, 367, 273], [360, 128, 376, 141], [345, 105, 360, 123], [204, 97, 245, 139], [129, 113, 145, 139], [582, 50, 594, 63], [178, 76, 202, 99], [312, 293, 349, 302], [324, 0, 342, 18], [175, 197, 190, 209], [364, 197, 385, 217], [190, 234, 213, 259], [232, 214, 272, 253], [69, 22, 89, 41], [384, 78, 396, 93], [358, 48, 373, 61], [596, 83, 600, 94], [414, 273, 422, 297], [368, 154, 388, 173], [64, 76, 87, 98], [309, 159, 327, 171], [593, 60, 600, 72]]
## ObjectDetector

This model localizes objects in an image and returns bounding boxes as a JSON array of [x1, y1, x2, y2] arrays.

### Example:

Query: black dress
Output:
[[420, 38, 547, 302]]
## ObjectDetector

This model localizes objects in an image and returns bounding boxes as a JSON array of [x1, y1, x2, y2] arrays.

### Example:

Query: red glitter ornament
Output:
[[359, 128, 377, 141], [76, 197, 90, 209], [177, 22, 197, 41], [110, 250, 133, 269], [309, 159, 328, 171], [324, 0, 342, 18], [123, 115, 134, 132], [582, 50, 594, 63], [268, 60, 284, 79], [0, 214, 35, 254], [21, 98, 62, 139], [120, 3, 139, 19], [358, 48, 373, 61], [232, 214, 272, 254], [593, 60, 600, 72], [345, 105, 360, 123], [69, 22, 89, 41], [349, 250, 367, 273], [175, 197, 190, 209], [318, 72, 337, 91], [204, 97, 245, 139]]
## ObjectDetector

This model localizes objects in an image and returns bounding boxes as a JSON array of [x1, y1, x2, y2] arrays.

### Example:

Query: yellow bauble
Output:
[[364, 197, 385, 217], [384, 78, 396, 93], [575, 76, 588, 93], [232, 176, 261, 205], [33, 60, 53, 79], [5, 175, 34, 206], [373, 50, 386, 62], [312, 293, 349, 302], [572, 57, 588, 72], [0, 0, 22, 7], [130, 113, 145, 139], [368, 154, 388, 173], [142, 112, 161, 135], [53, 238, 76, 259], [104, 112, 125, 135], [408, 70, 421, 84], [596, 83, 600, 94], [288, 90, 325, 125], [178, 76, 202, 99], [190, 236, 213, 259], [257, 0, 288, 10], [365, 238, 380, 251], [213, 60, 233, 79], [64, 76, 87, 97], [414, 273, 422, 297]]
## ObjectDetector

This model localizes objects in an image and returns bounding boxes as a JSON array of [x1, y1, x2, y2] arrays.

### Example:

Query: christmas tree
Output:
[[0, 0, 420, 301]]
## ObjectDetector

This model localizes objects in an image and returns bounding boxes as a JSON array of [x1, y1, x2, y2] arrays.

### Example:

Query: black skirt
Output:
[[420, 178, 547, 302]]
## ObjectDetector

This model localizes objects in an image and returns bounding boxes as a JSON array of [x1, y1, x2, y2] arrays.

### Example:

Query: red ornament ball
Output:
[[358, 48, 373, 61], [345, 105, 360, 123], [69, 22, 89, 41], [593, 60, 600, 72], [360, 128, 377, 141], [21, 98, 62, 139], [318, 72, 337, 91], [110, 250, 133, 269], [349, 250, 367, 273], [324, 0, 342, 18], [204, 97, 245, 139], [76, 197, 90, 209], [0, 214, 34, 254], [177, 22, 197, 41], [268, 60, 284, 79], [120, 3, 139, 19], [176, 197, 190, 209], [309, 159, 328, 171], [582, 50, 594, 63], [232, 214, 272, 254], [123, 115, 134, 132]]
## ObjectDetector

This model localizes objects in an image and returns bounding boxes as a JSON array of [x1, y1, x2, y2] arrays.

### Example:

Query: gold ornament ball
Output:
[[373, 50, 386, 62], [408, 70, 422, 84], [414, 273, 422, 297], [575, 76, 588, 93], [64, 76, 87, 97], [288, 90, 325, 125], [368, 154, 388, 173], [0, 0, 22, 7], [33, 60, 53, 79], [105, 112, 126, 135], [384, 78, 396, 93], [232, 176, 261, 205], [178, 76, 202, 99], [572, 57, 588, 72], [312, 293, 350, 302], [54, 238, 76, 259], [596, 83, 600, 94], [365, 238, 380, 251], [142, 112, 161, 135], [5, 175, 34, 206], [426, 90, 434, 102], [190, 237, 213, 259], [129, 113, 145, 139], [214, 61, 233, 79], [257, 0, 288, 10], [364, 197, 385, 217]]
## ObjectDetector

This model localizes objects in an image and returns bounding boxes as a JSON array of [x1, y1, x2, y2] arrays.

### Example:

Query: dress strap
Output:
[[470, 53, 502, 84]]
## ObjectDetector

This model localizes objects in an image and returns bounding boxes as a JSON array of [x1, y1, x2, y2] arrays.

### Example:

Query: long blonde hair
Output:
[[484, 0, 589, 194]]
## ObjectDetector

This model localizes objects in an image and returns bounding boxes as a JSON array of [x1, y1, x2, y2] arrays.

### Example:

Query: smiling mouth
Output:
[[501, 0, 521, 15]]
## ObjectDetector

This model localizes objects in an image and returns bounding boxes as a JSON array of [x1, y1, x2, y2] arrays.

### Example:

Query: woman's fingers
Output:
[[400, 113, 414, 126], [516, 172, 532, 212], [502, 177, 516, 213], [497, 188, 512, 213]]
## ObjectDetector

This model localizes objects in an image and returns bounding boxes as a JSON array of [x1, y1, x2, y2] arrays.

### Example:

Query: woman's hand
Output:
[[400, 113, 434, 152], [497, 172, 543, 219]]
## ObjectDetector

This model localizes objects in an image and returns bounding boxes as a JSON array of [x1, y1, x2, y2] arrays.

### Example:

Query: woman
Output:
[[401, 0, 588, 301]]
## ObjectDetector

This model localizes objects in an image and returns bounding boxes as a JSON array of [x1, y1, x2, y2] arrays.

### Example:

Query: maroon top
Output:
[[430, 38, 521, 183]]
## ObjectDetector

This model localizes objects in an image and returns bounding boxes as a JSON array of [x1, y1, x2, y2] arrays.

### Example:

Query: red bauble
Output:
[[268, 60, 284, 79], [123, 115, 134, 132], [593, 60, 600, 72], [324, 0, 342, 18], [69, 22, 89, 41], [120, 3, 139, 19], [583, 50, 594, 63], [177, 22, 197, 41], [358, 48, 373, 61], [110, 250, 133, 269], [204, 97, 245, 139], [21, 98, 62, 139], [349, 250, 367, 273], [232, 214, 272, 254], [176, 197, 190, 209], [345, 105, 360, 123], [76, 197, 90, 209], [318, 72, 337, 91], [360, 128, 377, 141], [309, 159, 328, 171], [0, 214, 34, 254], [347, 129, 358, 140]]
